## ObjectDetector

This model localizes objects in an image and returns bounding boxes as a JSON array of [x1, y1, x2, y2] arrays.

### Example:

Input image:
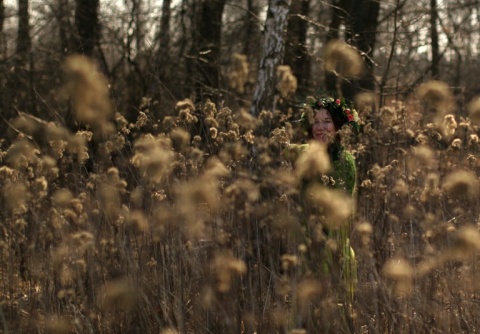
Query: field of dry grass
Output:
[[1, 55, 480, 333]]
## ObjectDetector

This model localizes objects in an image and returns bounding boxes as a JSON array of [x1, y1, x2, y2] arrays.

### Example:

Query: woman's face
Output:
[[312, 109, 336, 144]]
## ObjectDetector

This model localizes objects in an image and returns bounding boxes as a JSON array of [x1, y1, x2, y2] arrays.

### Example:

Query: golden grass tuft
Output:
[[227, 53, 249, 93], [6, 138, 40, 169], [442, 114, 457, 138], [131, 134, 174, 184], [467, 96, 480, 125], [169, 128, 190, 152], [442, 169, 479, 200], [212, 252, 247, 292], [45, 315, 72, 334], [383, 258, 414, 297], [355, 221, 373, 246], [62, 55, 114, 136], [296, 279, 323, 305], [416, 80, 454, 125], [235, 108, 259, 131], [308, 185, 353, 229], [276, 65, 298, 97], [324, 39, 365, 78], [99, 277, 138, 312], [295, 141, 331, 180]]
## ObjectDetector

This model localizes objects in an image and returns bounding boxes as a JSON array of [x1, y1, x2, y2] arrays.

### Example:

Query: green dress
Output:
[[284, 143, 357, 300]]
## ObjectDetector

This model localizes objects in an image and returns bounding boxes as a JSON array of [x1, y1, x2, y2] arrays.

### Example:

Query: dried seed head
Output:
[[276, 65, 298, 97], [228, 53, 249, 93], [417, 80, 453, 108], [410, 145, 436, 167], [295, 141, 331, 180], [52, 188, 73, 206], [62, 55, 113, 136], [131, 134, 174, 184], [383, 258, 414, 297], [392, 179, 408, 197], [99, 277, 137, 312], [308, 185, 353, 228], [212, 252, 247, 292], [170, 128, 190, 152], [3, 181, 29, 213], [355, 221, 373, 246], [324, 40, 364, 78], [442, 114, 457, 138], [355, 92, 376, 110], [467, 96, 480, 125], [416, 81, 454, 123], [235, 108, 259, 131], [451, 138, 462, 149], [281, 254, 299, 271], [450, 225, 480, 256], [6, 139, 40, 168], [383, 258, 414, 280], [160, 329, 180, 334], [45, 315, 72, 334], [127, 210, 150, 232], [296, 279, 322, 304], [442, 169, 479, 200]]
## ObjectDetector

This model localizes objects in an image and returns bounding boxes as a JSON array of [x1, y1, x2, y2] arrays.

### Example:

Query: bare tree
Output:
[[158, 0, 171, 61], [56, 0, 73, 54], [250, 0, 291, 116]]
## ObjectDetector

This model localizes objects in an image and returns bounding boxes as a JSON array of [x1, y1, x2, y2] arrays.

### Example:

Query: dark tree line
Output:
[[0, 0, 479, 131]]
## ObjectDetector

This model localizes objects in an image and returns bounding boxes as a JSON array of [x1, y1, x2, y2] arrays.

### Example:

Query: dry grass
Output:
[[1, 56, 480, 334]]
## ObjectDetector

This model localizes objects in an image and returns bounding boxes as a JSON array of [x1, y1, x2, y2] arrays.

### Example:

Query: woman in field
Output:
[[284, 96, 359, 301]]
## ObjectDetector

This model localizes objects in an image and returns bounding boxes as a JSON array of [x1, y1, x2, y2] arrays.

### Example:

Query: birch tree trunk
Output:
[[250, 0, 291, 116]]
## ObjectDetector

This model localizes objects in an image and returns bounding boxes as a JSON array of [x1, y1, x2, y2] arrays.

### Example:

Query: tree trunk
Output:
[[187, 0, 227, 102], [284, 0, 310, 96], [57, 0, 71, 54], [250, 0, 291, 116], [0, 0, 4, 36], [158, 0, 171, 58], [242, 0, 261, 58], [149, 0, 171, 99], [11, 0, 32, 115], [17, 0, 31, 58], [349, 0, 380, 95], [75, 0, 100, 56], [430, 0, 440, 78]]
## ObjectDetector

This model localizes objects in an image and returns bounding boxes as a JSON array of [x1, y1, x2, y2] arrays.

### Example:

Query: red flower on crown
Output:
[[345, 108, 354, 121], [335, 99, 341, 105]]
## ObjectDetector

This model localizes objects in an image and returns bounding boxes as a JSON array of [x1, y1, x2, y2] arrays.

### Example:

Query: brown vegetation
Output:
[[0, 52, 479, 333]]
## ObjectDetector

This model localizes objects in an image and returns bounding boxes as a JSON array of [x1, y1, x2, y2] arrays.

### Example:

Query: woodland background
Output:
[[0, 0, 480, 333]]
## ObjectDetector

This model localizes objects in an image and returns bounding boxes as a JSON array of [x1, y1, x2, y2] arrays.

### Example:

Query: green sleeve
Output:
[[332, 150, 357, 196]]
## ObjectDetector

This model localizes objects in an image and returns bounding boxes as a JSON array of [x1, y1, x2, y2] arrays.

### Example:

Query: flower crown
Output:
[[299, 96, 360, 133]]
